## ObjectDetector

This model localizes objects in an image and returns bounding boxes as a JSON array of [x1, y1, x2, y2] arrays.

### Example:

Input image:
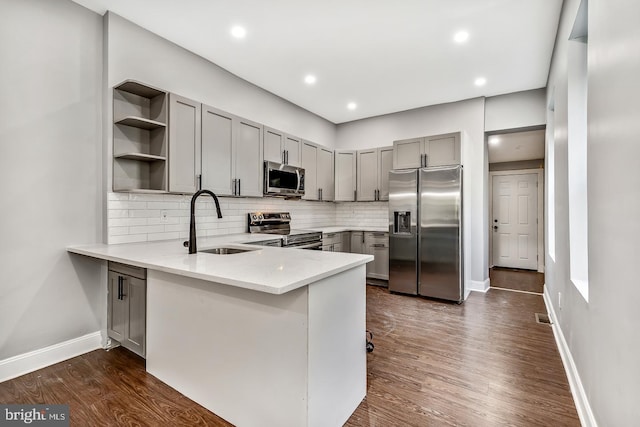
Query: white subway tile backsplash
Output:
[[109, 200, 148, 210], [128, 193, 165, 202], [147, 201, 182, 210], [110, 234, 148, 244], [106, 193, 387, 244], [129, 224, 166, 234], [109, 227, 130, 236], [108, 209, 129, 219], [108, 193, 130, 201], [129, 209, 161, 218], [109, 217, 148, 227], [148, 231, 180, 241]]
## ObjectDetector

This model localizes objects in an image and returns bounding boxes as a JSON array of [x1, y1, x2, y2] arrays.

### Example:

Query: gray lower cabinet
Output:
[[350, 231, 365, 254], [364, 232, 389, 280], [108, 262, 146, 357], [322, 232, 350, 252]]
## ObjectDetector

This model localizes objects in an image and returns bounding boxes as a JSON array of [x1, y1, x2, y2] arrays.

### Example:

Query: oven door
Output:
[[264, 161, 305, 196], [285, 241, 322, 250]]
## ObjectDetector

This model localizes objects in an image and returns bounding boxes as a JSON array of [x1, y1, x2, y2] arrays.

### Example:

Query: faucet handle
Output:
[[183, 241, 189, 248]]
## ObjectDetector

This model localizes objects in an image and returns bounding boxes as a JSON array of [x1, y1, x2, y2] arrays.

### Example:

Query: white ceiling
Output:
[[488, 129, 545, 163], [71, 0, 563, 124]]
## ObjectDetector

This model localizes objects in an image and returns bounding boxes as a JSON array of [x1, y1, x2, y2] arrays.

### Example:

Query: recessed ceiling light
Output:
[[474, 77, 487, 87], [230, 26, 246, 39], [347, 102, 357, 110], [304, 75, 317, 85], [453, 31, 469, 43], [489, 136, 500, 145]]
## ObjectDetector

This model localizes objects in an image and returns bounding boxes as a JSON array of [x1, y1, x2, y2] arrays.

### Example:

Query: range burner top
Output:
[[247, 212, 322, 249]]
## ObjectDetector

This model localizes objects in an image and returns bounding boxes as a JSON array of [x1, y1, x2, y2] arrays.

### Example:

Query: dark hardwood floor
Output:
[[490, 267, 545, 294], [0, 286, 578, 426]]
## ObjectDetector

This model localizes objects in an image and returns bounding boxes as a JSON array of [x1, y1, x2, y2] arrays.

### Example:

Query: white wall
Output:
[[0, 0, 103, 360], [545, 0, 640, 425], [106, 12, 336, 149], [335, 99, 488, 292], [485, 88, 547, 132]]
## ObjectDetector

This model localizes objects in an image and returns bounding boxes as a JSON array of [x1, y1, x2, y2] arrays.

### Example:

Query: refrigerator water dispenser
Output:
[[393, 211, 412, 234]]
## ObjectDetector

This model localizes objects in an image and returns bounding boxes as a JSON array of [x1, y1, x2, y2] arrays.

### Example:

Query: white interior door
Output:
[[492, 173, 538, 270]]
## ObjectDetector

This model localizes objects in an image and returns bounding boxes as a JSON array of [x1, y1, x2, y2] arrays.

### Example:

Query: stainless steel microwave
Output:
[[264, 161, 305, 197]]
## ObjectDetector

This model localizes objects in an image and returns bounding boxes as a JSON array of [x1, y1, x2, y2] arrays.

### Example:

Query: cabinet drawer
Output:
[[108, 261, 146, 280], [365, 232, 388, 246], [323, 232, 342, 245]]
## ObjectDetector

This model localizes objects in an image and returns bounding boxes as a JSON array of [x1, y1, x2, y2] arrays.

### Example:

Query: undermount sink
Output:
[[200, 247, 257, 255]]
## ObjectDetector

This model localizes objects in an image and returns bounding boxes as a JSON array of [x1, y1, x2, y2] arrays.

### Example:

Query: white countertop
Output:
[[67, 233, 373, 295], [307, 226, 388, 233]]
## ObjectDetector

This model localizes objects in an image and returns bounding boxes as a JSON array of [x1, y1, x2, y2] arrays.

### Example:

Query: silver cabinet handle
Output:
[[238, 179, 241, 196], [424, 153, 428, 167], [283, 150, 286, 164], [319, 188, 323, 201], [232, 179, 237, 195], [354, 190, 357, 201]]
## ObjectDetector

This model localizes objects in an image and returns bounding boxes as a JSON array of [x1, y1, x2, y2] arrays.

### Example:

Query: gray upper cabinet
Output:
[[378, 146, 393, 200], [356, 146, 393, 201], [393, 137, 423, 169], [302, 141, 334, 201], [264, 127, 284, 164], [317, 147, 334, 201], [201, 105, 263, 198], [301, 141, 318, 201], [201, 105, 234, 196], [357, 149, 378, 201], [234, 118, 264, 197], [264, 127, 301, 167], [112, 80, 168, 193], [284, 135, 302, 167], [393, 132, 460, 169], [425, 133, 460, 167], [334, 150, 357, 201], [169, 94, 201, 194]]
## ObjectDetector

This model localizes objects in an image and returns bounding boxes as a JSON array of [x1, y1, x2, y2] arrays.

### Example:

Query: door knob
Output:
[[493, 225, 498, 230]]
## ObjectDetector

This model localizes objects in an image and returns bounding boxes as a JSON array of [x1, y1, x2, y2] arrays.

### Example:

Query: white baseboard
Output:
[[543, 286, 598, 427], [468, 278, 490, 293], [0, 332, 102, 382]]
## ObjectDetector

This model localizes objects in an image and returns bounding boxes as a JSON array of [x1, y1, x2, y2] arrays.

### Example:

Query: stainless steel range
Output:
[[247, 212, 322, 250]]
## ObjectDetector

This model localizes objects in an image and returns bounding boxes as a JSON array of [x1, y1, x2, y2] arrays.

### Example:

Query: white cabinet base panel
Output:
[[146, 266, 366, 427]]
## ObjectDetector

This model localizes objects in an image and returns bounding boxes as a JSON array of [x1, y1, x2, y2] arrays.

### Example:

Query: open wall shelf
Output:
[[113, 80, 168, 192]]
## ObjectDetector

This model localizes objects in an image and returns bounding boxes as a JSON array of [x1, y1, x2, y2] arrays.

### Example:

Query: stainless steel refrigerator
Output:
[[388, 165, 463, 302]]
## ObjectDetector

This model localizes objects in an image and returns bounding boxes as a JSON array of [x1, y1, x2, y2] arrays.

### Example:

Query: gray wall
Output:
[[335, 99, 488, 292], [545, 0, 640, 424], [0, 0, 103, 359], [485, 89, 547, 132]]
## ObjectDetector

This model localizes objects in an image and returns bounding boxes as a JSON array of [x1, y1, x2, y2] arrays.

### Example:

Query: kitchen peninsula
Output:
[[68, 235, 373, 427]]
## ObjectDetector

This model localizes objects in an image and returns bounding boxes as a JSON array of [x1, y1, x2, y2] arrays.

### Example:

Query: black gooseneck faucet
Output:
[[184, 190, 223, 254]]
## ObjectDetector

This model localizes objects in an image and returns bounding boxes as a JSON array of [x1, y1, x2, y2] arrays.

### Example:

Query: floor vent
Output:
[[535, 313, 552, 325]]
